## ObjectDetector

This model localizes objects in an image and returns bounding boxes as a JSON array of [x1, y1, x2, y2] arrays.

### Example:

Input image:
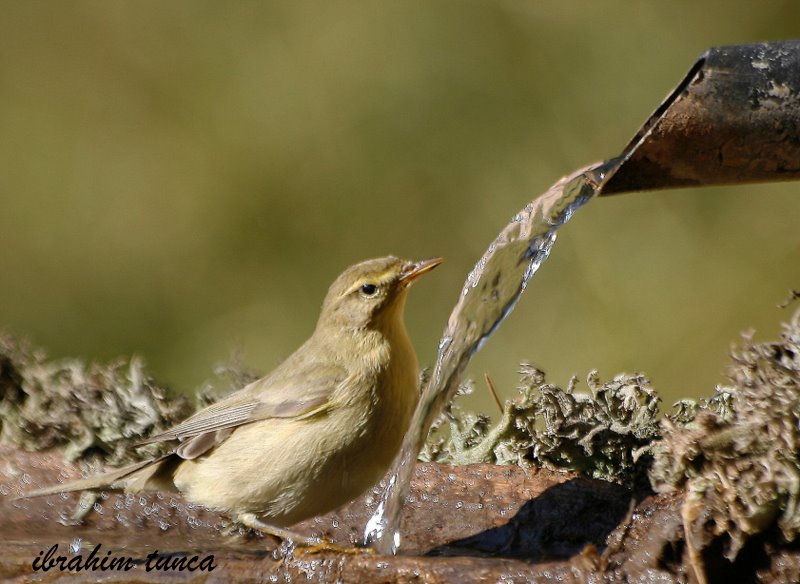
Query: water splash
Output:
[[364, 159, 622, 554]]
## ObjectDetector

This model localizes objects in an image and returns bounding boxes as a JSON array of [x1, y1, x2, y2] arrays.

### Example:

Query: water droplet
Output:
[[392, 531, 401, 553]]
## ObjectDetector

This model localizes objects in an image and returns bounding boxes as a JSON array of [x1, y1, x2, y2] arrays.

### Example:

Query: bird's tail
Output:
[[17, 455, 173, 499]]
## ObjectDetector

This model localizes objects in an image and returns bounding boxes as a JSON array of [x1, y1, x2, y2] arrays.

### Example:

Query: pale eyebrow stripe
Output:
[[341, 270, 396, 296]]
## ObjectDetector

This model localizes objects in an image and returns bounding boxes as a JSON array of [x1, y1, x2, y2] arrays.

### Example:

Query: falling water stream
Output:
[[364, 158, 623, 554]]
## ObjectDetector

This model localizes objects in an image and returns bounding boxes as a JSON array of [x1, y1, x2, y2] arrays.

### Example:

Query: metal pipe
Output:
[[601, 41, 800, 195]]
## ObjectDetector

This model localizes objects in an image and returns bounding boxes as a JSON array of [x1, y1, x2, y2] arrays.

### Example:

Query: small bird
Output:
[[21, 256, 442, 546]]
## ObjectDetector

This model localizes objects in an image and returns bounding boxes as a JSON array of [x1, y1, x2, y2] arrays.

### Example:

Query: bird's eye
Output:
[[360, 283, 378, 296]]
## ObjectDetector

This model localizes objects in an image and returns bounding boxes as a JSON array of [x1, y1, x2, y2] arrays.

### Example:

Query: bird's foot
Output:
[[236, 512, 376, 555]]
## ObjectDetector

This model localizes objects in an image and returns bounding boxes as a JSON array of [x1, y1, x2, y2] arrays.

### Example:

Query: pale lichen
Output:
[[651, 306, 800, 560], [421, 302, 800, 567], [0, 333, 190, 465], [420, 366, 660, 483]]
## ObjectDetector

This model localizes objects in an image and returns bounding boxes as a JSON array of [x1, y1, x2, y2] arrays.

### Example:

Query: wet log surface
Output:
[[2, 446, 799, 583]]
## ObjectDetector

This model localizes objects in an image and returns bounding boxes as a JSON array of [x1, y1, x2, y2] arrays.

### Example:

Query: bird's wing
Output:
[[139, 362, 346, 447]]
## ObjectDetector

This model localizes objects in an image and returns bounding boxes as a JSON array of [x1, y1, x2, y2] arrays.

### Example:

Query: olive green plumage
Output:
[[23, 256, 441, 538]]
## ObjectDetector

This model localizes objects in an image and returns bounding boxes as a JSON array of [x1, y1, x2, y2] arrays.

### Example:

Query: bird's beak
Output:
[[398, 257, 444, 286]]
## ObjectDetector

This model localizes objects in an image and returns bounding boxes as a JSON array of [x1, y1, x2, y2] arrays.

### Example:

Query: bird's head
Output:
[[317, 256, 442, 333]]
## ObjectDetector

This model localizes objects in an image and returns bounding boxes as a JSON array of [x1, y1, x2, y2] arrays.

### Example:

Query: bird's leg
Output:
[[296, 541, 377, 556], [237, 513, 375, 555], [237, 513, 321, 546]]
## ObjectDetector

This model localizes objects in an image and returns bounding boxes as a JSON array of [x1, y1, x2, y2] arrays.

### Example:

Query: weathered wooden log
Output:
[[3, 446, 799, 583]]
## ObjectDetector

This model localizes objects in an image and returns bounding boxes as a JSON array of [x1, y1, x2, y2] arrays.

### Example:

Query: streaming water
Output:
[[364, 158, 623, 554]]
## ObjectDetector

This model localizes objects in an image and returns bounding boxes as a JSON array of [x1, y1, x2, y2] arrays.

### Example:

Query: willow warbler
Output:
[[22, 256, 442, 544]]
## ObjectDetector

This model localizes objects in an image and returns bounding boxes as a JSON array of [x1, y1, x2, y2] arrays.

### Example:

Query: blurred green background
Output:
[[1, 1, 798, 412]]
